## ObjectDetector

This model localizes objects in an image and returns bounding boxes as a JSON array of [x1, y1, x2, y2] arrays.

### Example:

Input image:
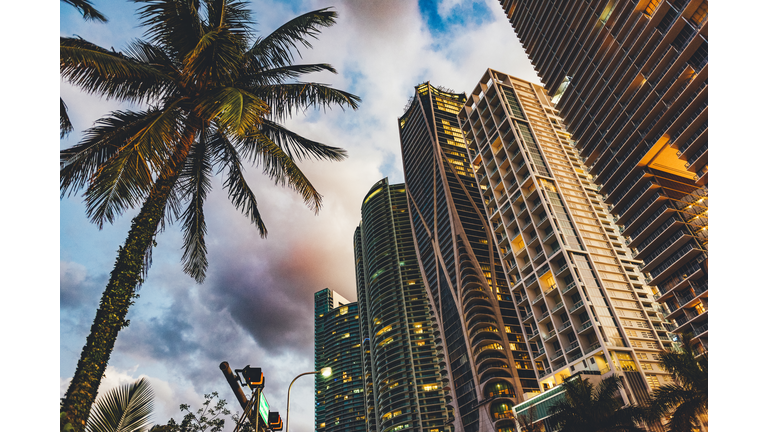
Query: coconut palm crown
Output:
[[60, 1, 360, 430]]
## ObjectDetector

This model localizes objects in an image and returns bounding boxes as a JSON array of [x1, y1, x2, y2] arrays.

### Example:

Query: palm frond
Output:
[[63, 0, 108, 23], [196, 87, 269, 136], [203, 0, 252, 35], [593, 374, 623, 412], [123, 40, 183, 81], [133, 0, 204, 60], [237, 131, 322, 211], [258, 119, 346, 161], [255, 82, 361, 122], [178, 129, 213, 282], [82, 106, 184, 227], [665, 395, 707, 432], [182, 27, 246, 85], [239, 63, 336, 87], [209, 132, 267, 236], [650, 384, 690, 414], [61, 98, 74, 138], [245, 8, 336, 70], [86, 377, 154, 432], [61, 108, 180, 198], [61, 37, 175, 103]]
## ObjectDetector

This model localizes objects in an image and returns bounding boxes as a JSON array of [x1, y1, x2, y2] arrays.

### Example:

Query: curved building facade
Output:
[[355, 179, 453, 432], [399, 84, 538, 432]]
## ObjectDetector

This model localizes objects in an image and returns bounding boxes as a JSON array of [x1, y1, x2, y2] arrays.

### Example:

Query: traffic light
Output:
[[236, 365, 265, 389], [268, 412, 283, 431]]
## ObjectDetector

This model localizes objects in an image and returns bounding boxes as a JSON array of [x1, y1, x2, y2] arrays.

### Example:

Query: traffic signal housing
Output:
[[268, 412, 283, 431], [237, 365, 265, 389]]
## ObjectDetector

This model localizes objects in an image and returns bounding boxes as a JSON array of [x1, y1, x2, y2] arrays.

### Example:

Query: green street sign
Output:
[[258, 392, 270, 424]]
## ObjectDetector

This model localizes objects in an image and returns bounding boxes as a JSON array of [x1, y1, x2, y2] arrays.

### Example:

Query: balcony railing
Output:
[[569, 300, 585, 313], [578, 321, 593, 333], [692, 322, 708, 336], [563, 281, 577, 293]]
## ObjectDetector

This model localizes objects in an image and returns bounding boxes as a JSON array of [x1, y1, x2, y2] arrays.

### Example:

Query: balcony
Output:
[[569, 300, 585, 313], [565, 340, 580, 353], [551, 301, 565, 314], [692, 322, 708, 336], [562, 281, 577, 294], [578, 321, 594, 333], [542, 330, 557, 342], [558, 321, 572, 332], [537, 312, 550, 323]]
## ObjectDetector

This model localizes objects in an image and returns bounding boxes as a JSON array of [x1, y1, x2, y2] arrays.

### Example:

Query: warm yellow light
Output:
[[320, 367, 332, 378]]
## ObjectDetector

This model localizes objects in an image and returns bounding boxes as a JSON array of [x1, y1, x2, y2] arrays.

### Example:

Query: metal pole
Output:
[[220, 362, 249, 409], [285, 371, 320, 432]]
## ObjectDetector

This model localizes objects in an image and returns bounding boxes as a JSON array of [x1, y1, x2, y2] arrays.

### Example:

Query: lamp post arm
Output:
[[285, 371, 320, 432]]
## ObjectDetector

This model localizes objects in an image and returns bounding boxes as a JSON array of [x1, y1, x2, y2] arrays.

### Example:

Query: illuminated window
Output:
[[646, 374, 660, 389], [340, 333, 350, 339], [339, 306, 348, 316], [376, 325, 393, 337], [423, 384, 440, 391]]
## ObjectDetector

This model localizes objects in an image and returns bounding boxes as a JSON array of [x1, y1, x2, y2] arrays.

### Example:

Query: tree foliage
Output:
[[86, 378, 154, 432], [548, 374, 646, 432], [149, 393, 254, 432], [649, 333, 708, 432]]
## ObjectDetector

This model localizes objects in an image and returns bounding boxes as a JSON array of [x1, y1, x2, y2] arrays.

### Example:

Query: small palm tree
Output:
[[650, 333, 708, 432], [86, 378, 154, 432], [549, 374, 646, 432], [60, 1, 360, 430]]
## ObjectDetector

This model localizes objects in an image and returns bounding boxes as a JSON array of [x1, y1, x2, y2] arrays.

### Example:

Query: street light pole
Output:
[[285, 367, 331, 432]]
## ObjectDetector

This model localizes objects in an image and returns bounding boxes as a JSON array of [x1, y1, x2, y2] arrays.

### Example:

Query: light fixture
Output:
[[286, 368, 333, 432]]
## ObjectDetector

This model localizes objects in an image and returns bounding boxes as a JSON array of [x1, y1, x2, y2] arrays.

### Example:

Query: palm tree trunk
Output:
[[60, 171, 180, 432]]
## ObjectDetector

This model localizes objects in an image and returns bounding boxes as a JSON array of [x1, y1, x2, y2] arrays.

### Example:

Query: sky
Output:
[[47, 1, 762, 431], [58, 1, 542, 431]]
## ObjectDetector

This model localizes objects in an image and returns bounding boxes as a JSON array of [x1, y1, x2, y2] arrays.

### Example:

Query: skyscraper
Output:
[[399, 83, 537, 432], [314, 288, 366, 432], [459, 69, 673, 406], [354, 178, 453, 432], [497, 0, 708, 354]]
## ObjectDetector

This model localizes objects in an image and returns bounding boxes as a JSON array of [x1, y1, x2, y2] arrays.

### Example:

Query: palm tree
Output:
[[650, 333, 708, 432], [548, 374, 646, 432], [59, 1, 360, 430], [86, 378, 154, 432]]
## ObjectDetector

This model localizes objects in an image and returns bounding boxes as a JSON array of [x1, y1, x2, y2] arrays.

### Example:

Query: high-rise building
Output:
[[459, 69, 673, 406], [399, 83, 537, 432], [497, 0, 708, 354], [314, 288, 366, 432], [354, 178, 454, 432]]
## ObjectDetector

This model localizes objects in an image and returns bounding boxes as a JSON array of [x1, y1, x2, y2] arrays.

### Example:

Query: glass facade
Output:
[[355, 179, 453, 432], [314, 289, 366, 432]]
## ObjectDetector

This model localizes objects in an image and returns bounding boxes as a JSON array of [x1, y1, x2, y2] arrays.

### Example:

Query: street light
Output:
[[285, 367, 332, 432]]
